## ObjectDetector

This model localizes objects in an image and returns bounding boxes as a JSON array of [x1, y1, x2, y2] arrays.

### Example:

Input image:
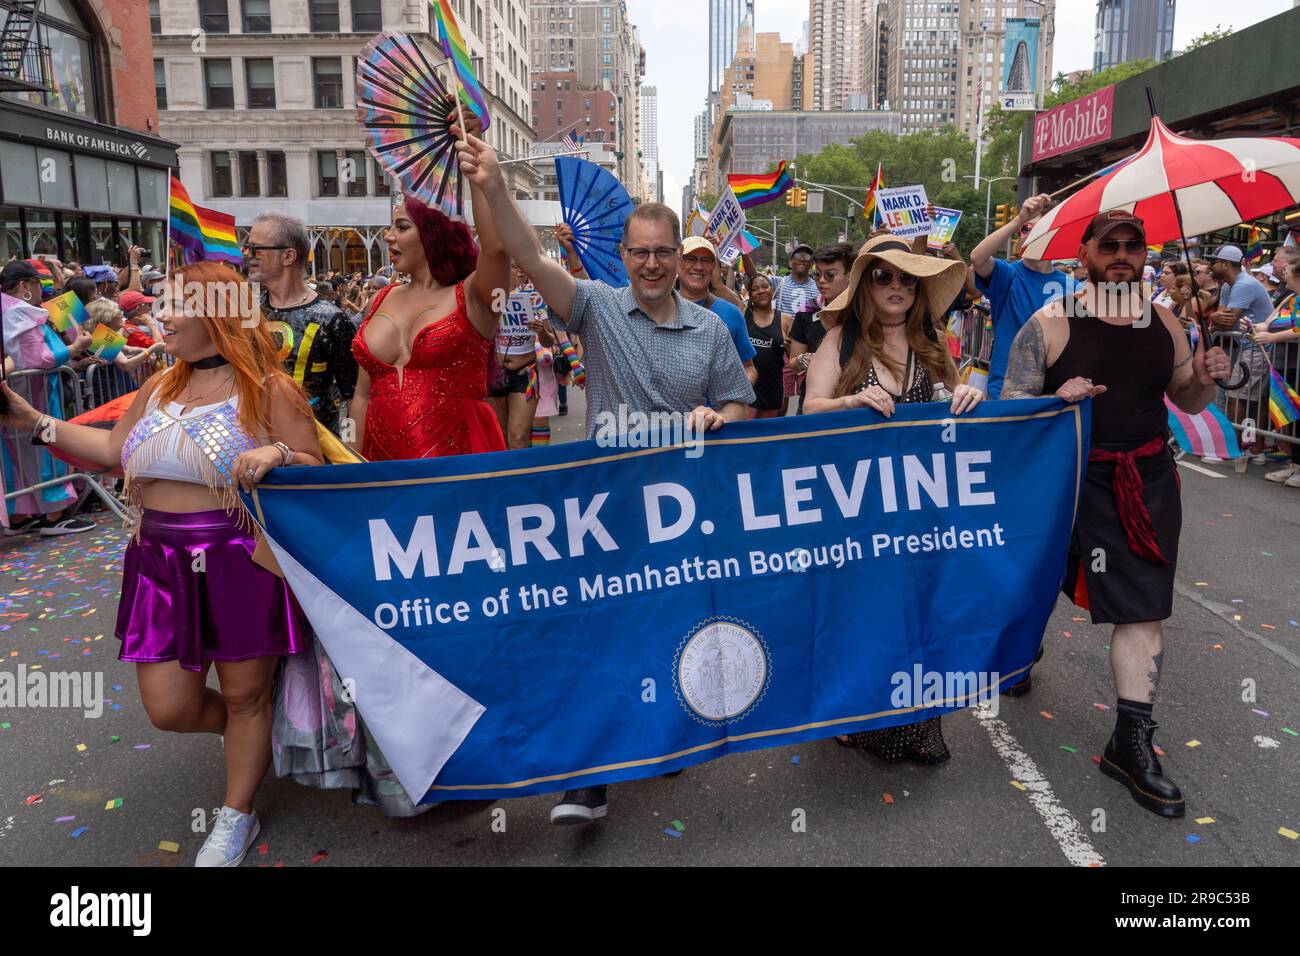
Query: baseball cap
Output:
[[84, 264, 117, 282], [118, 290, 155, 313], [681, 236, 718, 260], [1210, 245, 1244, 264], [142, 268, 165, 282], [791, 243, 814, 257], [1081, 210, 1147, 243], [0, 260, 40, 285]]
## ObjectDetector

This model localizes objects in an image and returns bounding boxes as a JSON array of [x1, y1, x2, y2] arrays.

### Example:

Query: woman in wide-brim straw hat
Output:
[[804, 233, 984, 764], [804, 233, 982, 419]]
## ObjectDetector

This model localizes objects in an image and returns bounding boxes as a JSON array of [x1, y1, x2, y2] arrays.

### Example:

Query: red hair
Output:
[[404, 196, 478, 287], [154, 261, 312, 438]]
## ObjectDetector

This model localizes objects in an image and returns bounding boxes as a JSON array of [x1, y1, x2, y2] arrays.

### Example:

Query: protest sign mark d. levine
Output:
[[247, 398, 1088, 802]]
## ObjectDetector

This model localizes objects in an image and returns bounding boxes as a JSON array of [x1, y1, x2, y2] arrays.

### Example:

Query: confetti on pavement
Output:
[[70, 827, 88, 838], [158, 841, 180, 853], [104, 798, 123, 810], [662, 828, 682, 838], [1280, 828, 1298, 841], [1185, 740, 1202, 748], [310, 850, 329, 864], [671, 820, 685, 832], [1039, 710, 1054, 719], [1059, 745, 1078, 754], [1186, 834, 1200, 844], [1196, 817, 1215, 825], [54, 816, 75, 823], [883, 793, 894, 804], [1010, 781, 1027, 791], [1251, 709, 1270, 717]]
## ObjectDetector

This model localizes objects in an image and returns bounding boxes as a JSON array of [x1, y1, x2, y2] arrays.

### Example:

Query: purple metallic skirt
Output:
[[115, 508, 310, 672]]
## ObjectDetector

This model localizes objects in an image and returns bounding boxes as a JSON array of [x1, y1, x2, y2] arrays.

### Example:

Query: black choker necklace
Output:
[[191, 355, 230, 370]]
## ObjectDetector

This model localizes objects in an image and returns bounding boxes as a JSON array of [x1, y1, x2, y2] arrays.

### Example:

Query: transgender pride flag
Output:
[[1165, 398, 1242, 459]]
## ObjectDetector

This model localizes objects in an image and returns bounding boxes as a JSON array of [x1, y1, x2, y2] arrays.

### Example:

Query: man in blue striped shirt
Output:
[[773, 244, 820, 316]]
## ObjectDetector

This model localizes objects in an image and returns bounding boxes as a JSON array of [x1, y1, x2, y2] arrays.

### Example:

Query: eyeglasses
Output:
[[1097, 239, 1147, 255], [242, 243, 291, 256], [870, 268, 920, 290], [681, 254, 716, 268], [790, 254, 813, 263], [624, 247, 679, 263]]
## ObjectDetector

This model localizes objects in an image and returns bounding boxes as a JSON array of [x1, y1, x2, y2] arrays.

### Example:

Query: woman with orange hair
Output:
[[0, 261, 322, 867]]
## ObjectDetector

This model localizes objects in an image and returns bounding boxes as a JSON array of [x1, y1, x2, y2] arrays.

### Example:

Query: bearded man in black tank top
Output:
[[1001, 210, 1231, 819]]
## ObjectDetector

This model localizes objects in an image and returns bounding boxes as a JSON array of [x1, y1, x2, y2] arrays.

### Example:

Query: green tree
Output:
[[1185, 26, 1233, 52]]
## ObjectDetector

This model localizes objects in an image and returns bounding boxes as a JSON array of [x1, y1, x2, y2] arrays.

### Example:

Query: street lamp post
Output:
[[963, 174, 1016, 236]]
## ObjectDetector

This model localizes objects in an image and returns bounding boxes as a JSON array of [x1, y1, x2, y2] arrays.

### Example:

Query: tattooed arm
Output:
[[1000, 314, 1049, 399]]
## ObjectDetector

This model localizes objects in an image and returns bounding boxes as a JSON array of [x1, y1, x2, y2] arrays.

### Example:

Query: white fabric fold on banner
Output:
[[265, 533, 485, 801]]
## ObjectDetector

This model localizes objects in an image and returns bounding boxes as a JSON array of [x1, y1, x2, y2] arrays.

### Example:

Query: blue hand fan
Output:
[[555, 156, 635, 287]]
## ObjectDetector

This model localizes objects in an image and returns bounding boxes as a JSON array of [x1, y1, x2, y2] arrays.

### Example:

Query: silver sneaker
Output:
[[195, 806, 260, 867], [1265, 463, 1299, 483]]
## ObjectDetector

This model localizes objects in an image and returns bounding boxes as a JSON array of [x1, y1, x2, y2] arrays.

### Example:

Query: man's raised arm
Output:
[[455, 133, 578, 320]]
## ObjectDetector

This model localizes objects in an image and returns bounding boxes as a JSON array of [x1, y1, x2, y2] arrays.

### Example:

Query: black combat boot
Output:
[[1100, 704, 1185, 818]]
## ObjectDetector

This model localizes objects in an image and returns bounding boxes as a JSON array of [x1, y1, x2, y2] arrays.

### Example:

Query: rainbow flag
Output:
[[1165, 397, 1242, 459], [169, 176, 242, 267], [728, 161, 793, 210], [1244, 224, 1266, 263], [432, 0, 491, 131], [863, 162, 884, 223], [1267, 295, 1299, 333], [43, 290, 88, 333], [89, 323, 127, 362], [1268, 365, 1300, 429]]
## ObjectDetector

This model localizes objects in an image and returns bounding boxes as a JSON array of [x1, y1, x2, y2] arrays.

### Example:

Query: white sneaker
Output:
[[195, 806, 260, 867], [1265, 463, 1300, 483], [1200, 455, 1225, 464], [1249, 454, 1270, 465], [1286, 472, 1300, 489]]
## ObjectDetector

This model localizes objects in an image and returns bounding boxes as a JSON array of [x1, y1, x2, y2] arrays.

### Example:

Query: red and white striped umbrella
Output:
[[1023, 117, 1300, 261]]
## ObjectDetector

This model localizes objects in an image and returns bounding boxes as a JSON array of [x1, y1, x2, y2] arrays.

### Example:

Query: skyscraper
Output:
[[808, 0, 872, 111], [1094, 0, 1176, 70], [641, 85, 661, 204], [709, 0, 755, 96]]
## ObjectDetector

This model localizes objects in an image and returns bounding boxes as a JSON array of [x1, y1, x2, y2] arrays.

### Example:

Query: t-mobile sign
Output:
[[1033, 86, 1115, 162]]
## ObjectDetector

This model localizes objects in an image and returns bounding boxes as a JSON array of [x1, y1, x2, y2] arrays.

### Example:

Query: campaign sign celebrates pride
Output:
[[706, 187, 747, 256], [876, 185, 933, 239], [927, 207, 964, 250], [497, 289, 542, 355], [247, 399, 1087, 803]]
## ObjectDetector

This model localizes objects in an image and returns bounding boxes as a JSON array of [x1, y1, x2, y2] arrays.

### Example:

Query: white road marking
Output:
[[971, 704, 1106, 867], [1254, 735, 1280, 749], [1175, 459, 1227, 479]]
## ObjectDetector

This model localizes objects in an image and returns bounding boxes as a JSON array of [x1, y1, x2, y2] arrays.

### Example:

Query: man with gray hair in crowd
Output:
[[245, 211, 358, 435]]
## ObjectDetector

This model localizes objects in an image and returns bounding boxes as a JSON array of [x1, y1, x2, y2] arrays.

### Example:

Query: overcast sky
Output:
[[629, 0, 1294, 211]]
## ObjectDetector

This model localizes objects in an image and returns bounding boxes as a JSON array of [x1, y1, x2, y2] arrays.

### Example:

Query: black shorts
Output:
[[1061, 444, 1181, 626], [488, 367, 530, 397]]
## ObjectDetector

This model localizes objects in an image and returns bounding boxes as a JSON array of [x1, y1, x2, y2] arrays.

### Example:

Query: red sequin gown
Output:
[[352, 282, 506, 460]]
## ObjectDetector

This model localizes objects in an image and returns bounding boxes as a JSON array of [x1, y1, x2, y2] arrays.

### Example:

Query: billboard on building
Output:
[[1000, 18, 1041, 112]]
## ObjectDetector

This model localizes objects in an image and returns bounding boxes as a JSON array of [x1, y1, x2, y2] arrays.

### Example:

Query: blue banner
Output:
[[247, 399, 1088, 803]]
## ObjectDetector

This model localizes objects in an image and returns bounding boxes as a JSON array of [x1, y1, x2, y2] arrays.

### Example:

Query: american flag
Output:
[[561, 129, 579, 151]]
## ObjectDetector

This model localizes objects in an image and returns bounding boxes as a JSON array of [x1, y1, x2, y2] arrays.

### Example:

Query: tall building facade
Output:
[[879, 0, 1056, 137], [528, 0, 646, 192], [0, 0, 175, 265], [1095, 0, 1175, 70], [154, 0, 536, 273], [958, 1, 1057, 138], [809, 0, 873, 111], [709, 0, 754, 97], [640, 84, 660, 204]]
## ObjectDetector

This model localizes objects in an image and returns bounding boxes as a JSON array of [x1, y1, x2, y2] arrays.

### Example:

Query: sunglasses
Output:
[[1097, 238, 1147, 255], [870, 268, 920, 290], [242, 243, 291, 256]]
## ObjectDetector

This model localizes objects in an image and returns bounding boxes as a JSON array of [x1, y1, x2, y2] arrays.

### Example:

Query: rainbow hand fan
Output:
[[357, 31, 465, 217], [555, 156, 635, 287]]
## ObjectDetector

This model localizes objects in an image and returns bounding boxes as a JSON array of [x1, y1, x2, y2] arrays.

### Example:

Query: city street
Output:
[[2, 395, 1296, 868]]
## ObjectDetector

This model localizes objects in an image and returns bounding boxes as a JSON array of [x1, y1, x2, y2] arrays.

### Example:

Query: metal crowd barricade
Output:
[[82, 353, 173, 410], [2, 365, 128, 521], [1212, 330, 1300, 448], [952, 305, 993, 379]]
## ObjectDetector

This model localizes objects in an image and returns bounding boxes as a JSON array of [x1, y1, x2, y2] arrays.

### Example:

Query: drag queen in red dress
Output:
[[350, 190, 508, 459], [274, 179, 510, 816]]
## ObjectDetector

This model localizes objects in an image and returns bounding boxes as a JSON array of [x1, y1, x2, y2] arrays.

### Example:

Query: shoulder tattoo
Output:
[[1001, 315, 1049, 400]]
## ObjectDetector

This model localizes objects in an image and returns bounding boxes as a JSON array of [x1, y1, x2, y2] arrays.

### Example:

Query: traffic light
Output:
[[994, 203, 1018, 229], [786, 187, 807, 208]]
